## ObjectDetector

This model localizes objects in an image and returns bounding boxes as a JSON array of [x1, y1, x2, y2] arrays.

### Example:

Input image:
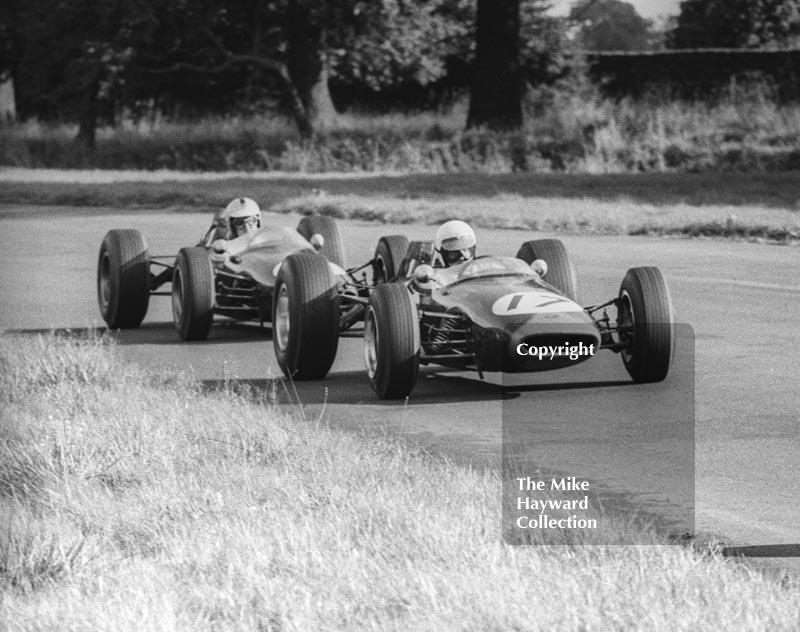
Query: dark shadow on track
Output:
[[502, 379, 632, 394], [722, 544, 800, 558], [202, 368, 506, 406], [201, 367, 640, 407], [5, 321, 272, 345]]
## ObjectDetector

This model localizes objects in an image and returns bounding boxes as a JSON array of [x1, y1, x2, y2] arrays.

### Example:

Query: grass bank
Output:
[[1, 171, 798, 242], [2, 334, 800, 630]]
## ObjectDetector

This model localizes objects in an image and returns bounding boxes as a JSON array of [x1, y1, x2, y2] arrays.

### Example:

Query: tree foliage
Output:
[[569, 0, 652, 51], [670, 0, 800, 49], [1, 0, 570, 137], [521, 1, 570, 84], [331, 0, 474, 91]]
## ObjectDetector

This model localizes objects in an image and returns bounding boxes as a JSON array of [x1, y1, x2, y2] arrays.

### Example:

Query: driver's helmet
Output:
[[224, 197, 261, 238], [434, 220, 477, 267]]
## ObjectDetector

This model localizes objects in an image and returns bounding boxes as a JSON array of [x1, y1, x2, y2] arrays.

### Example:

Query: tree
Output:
[[6, 0, 141, 148], [520, 1, 571, 85], [569, 0, 652, 51], [332, 0, 473, 92], [134, 0, 474, 134], [130, 0, 317, 135], [670, 0, 800, 49], [467, 0, 523, 130], [3, 0, 564, 138]]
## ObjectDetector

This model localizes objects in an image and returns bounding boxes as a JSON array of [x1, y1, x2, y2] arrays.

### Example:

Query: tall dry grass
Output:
[[2, 84, 799, 173]]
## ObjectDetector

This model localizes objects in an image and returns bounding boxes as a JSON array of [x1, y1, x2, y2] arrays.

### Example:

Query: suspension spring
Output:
[[425, 317, 468, 354], [339, 303, 366, 331]]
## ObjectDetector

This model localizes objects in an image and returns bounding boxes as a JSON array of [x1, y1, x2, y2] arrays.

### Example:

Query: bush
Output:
[[3, 87, 799, 173]]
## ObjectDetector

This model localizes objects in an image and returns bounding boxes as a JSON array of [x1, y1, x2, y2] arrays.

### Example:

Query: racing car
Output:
[[97, 214, 375, 379], [361, 237, 675, 399]]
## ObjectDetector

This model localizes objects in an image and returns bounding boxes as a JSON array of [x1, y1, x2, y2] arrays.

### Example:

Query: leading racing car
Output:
[[360, 236, 675, 399]]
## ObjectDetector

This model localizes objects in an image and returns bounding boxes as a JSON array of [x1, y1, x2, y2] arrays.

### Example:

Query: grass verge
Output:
[[1, 333, 799, 630], [1, 171, 799, 242], [273, 192, 800, 243]]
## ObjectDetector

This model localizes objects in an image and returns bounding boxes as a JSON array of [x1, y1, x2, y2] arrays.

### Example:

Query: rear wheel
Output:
[[97, 229, 151, 328], [364, 283, 420, 399], [273, 253, 340, 380], [172, 247, 215, 341], [372, 235, 409, 284], [297, 215, 345, 267], [617, 266, 674, 383], [516, 239, 578, 302]]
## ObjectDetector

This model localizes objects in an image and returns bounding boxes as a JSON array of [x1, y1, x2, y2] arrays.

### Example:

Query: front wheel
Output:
[[372, 235, 409, 284], [97, 229, 151, 328], [617, 266, 674, 383], [297, 215, 345, 268], [364, 283, 420, 399], [516, 239, 578, 303], [273, 253, 340, 380], [172, 247, 215, 341]]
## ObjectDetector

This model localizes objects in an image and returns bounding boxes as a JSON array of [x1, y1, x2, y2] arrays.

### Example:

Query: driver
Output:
[[224, 197, 262, 239], [434, 220, 477, 267]]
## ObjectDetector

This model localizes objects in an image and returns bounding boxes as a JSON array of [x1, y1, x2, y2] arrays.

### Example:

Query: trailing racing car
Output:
[[97, 212, 375, 379], [361, 236, 675, 399]]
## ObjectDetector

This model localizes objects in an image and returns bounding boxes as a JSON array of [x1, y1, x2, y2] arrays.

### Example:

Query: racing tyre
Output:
[[516, 239, 578, 303], [273, 252, 340, 380], [297, 215, 345, 268], [172, 247, 215, 341], [364, 283, 420, 399], [372, 235, 409, 283], [617, 266, 674, 383], [97, 229, 151, 329]]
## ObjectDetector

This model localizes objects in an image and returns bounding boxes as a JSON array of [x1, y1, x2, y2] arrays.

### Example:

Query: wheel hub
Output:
[[275, 285, 290, 352], [99, 254, 111, 308], [364, 307, 378, 379], [618, 290, 635, 363], [172, 268, 184, 324]]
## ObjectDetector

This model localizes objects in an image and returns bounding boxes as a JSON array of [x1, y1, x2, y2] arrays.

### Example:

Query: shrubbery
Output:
[[2, 85, 799, 173]]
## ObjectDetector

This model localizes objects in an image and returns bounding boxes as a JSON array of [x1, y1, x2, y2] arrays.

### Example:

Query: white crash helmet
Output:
[[224, 197, 261, 238], [434, 220, 477, 267]]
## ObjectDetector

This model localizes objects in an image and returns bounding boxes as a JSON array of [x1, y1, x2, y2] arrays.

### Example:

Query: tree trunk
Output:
[[287, 0, 337, 135], [467, 0, 523, 131], [307, 56, 337, 131], [245, 0, 264, 101], [0, 76, 15, 122], [74, 72, 100, 149]]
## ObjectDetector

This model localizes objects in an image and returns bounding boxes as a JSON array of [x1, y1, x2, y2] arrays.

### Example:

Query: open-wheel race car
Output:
[[361, 235, 675, 399], [97, 211, 378, 379]]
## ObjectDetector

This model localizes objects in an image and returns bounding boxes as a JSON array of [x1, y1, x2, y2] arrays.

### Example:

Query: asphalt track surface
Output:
[[1, 207, 798, 561]]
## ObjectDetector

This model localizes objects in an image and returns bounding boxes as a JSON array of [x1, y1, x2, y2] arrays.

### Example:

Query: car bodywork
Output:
[[204, 226, 338, 323], [413, 256, 602, 373]]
